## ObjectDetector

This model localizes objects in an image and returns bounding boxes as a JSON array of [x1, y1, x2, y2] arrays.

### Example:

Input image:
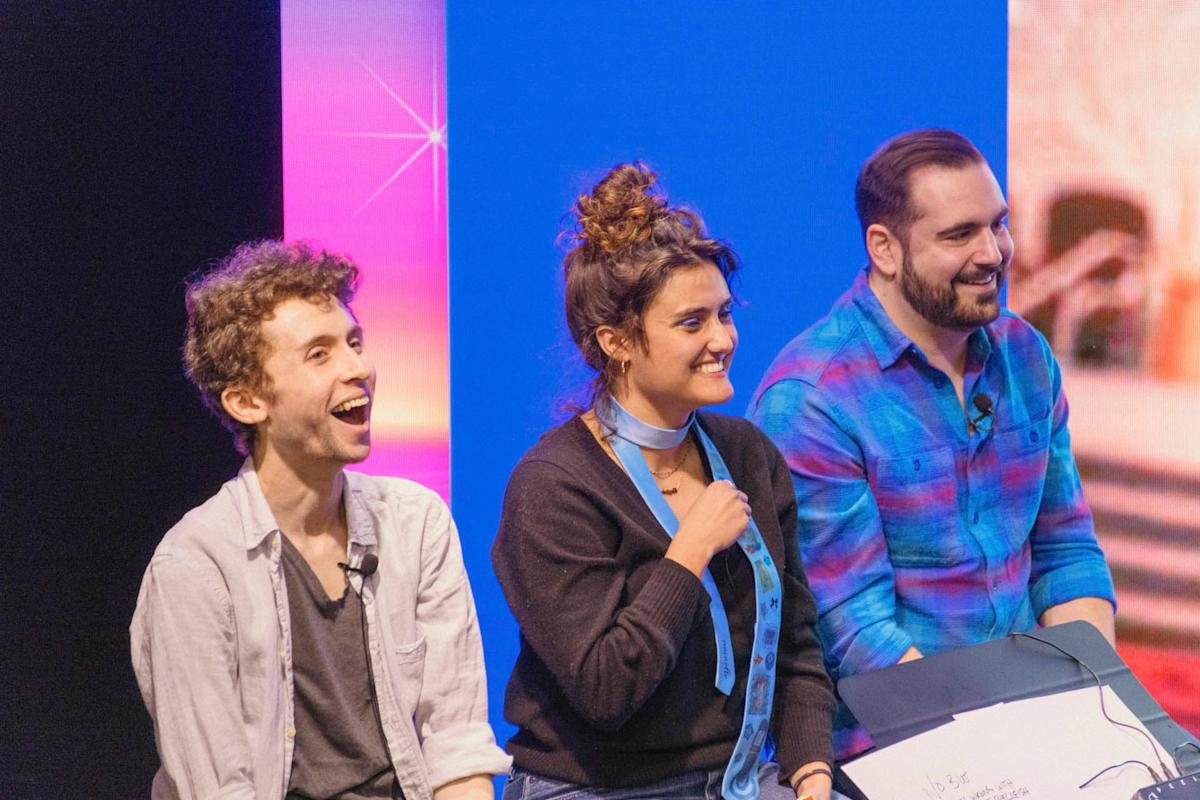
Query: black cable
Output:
[[1010, 631, 1175, 783], [1079, 759, 1161, 789], [355, 575, 388, 750]]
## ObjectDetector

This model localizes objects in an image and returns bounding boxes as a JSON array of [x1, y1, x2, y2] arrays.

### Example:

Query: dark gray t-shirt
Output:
[[281, 535, 401, 800]]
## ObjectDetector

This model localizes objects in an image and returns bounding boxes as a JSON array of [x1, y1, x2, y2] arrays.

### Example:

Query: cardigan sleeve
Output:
[[757, 429, 836, 776], [491, 457, 708, 732]]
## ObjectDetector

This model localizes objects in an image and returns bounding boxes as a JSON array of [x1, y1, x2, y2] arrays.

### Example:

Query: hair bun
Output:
[[575, 162, 666, 255]]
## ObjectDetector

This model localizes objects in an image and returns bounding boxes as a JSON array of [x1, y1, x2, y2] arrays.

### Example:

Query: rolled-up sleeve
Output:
[[1027, 352, 1116, 616], [413, 498, 512, 788], [751, 380, 912, 680]]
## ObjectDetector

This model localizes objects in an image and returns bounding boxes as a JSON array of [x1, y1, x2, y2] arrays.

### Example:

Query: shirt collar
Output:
[[849, 266, 913, 370], [969, 324, 994, 367], [342, 472, 378, 549], [234, 457, 281, 551], [232, 457, 376, 550], [849, 266, 996, 370]]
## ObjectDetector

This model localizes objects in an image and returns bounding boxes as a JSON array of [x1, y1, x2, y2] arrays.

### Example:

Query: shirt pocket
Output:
[[992, 414, 1053, 548], [388, 626, 427, 716], [872, 445, 964, 567]]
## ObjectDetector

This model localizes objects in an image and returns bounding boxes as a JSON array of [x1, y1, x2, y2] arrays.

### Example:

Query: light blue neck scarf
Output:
[[597, 397, 782, 800]]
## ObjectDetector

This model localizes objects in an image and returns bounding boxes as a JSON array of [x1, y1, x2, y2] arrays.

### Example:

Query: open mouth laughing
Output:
[[330, 395, 370, 426]]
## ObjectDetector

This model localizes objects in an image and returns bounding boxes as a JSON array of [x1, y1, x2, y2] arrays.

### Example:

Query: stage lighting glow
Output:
[[282, 1, 449, 496]]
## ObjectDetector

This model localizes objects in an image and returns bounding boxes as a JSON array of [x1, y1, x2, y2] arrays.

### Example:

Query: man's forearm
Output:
[[1039, 596, 1116, 646]]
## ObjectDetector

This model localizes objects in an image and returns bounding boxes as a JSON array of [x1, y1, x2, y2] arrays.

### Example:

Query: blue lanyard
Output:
[[598, 399, 782, 799]]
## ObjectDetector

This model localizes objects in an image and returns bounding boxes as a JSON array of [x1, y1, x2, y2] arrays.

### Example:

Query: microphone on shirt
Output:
[[969, 394, 994, 434], [973, 393, 993, 419], [337, 553, 379, 577]]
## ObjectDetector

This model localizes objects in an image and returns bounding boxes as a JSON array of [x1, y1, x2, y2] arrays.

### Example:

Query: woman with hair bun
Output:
[[491, 163, 835, 800]]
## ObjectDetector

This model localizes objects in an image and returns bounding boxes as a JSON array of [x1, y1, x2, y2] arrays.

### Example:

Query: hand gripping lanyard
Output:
[[598, 399, 782, 799]]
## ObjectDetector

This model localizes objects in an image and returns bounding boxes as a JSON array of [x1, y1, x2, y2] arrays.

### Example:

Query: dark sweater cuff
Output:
[[775, 701, 836, 777], [634, 558, 708, 647]]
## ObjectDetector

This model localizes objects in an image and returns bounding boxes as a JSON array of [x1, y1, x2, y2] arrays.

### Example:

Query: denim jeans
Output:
[[503, 762, 849, 800]]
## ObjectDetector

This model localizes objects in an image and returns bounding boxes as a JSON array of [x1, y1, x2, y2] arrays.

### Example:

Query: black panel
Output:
[[0, 3, 282, 796]]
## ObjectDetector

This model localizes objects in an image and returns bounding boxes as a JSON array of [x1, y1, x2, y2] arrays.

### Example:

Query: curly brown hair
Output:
[[562, 162, 740, 409], [183, 240, 360, 454]]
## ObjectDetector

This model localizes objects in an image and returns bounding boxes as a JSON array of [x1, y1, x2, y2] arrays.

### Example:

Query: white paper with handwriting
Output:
[[843, 686, 1173, 800]]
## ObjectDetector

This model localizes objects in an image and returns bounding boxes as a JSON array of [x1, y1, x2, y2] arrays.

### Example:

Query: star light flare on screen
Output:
[[281, 1, 449, 497]]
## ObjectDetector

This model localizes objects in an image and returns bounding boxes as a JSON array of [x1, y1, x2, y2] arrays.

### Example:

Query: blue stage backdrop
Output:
[[447, 1, 1008, 754]]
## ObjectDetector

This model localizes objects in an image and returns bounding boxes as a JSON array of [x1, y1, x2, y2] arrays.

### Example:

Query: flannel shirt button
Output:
[[912, 458, 921, 471], [1030, 430, 1039, 442], [972, 511, 980, 524]]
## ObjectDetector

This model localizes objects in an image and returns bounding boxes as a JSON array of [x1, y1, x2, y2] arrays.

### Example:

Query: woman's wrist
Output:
[[663, 532, 713, 578], [789, 762, 833, 800]]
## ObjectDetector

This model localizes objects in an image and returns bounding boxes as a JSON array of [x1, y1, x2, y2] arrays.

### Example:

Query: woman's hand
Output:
[[665, 480, 750, 577]]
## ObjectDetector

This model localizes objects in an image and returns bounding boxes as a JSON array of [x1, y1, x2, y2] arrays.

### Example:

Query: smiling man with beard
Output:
[[131, 241, 509, 800], [747, 130, 1115, 795]]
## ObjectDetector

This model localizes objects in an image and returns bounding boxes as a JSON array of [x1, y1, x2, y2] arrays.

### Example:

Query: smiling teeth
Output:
[[698, 361, 724, 374], [332, 396, 369, 414]]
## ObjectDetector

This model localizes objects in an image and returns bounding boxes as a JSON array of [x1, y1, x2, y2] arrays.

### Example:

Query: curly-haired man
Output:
[[131, 241, 510, 800]]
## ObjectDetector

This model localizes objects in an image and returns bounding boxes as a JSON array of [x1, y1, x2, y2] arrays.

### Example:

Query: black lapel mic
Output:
[[969, 394, 994, 434], [337, 553, 379, 577]]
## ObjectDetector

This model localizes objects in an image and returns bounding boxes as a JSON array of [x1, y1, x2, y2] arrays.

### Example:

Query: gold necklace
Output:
[[650, 437, 692, 495]]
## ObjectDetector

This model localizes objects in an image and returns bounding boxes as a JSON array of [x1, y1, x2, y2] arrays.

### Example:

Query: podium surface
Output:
[[839, 622, 1200, 773]]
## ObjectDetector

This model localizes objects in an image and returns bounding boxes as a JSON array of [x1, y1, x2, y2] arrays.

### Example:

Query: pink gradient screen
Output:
[[282, 1, 448, 497]]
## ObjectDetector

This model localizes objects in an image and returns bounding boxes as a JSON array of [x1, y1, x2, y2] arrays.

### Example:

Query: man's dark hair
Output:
[[855, 128, 985, 244]]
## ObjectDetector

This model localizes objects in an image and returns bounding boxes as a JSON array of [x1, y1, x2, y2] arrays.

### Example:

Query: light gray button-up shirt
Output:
[[131, 459, 510, 799]]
